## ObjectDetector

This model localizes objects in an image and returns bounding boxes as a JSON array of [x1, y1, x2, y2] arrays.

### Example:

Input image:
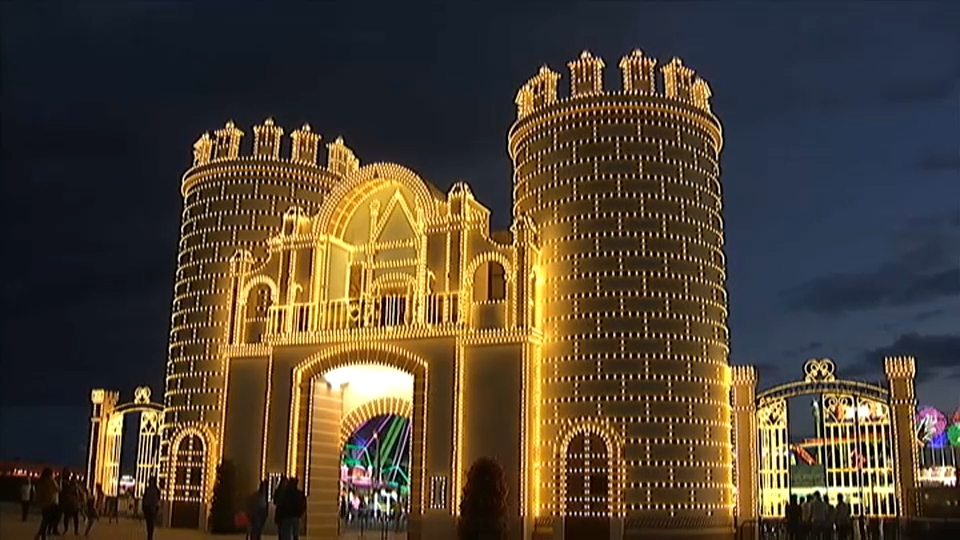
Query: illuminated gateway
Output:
[[114, 50, 736, 539]]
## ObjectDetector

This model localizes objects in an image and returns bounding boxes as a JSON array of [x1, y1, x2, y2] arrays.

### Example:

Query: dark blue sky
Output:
[[2, 3, 958, 467]]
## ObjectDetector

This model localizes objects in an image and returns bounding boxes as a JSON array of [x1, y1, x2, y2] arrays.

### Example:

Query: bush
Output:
[[457, 457, 508, 540], [208, 459, 243, 534]]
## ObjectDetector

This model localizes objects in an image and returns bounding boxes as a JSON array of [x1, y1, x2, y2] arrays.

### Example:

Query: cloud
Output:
[[852, 333, 960, 384], [786, 214, 960, 315], [916, 152, 960, 174]]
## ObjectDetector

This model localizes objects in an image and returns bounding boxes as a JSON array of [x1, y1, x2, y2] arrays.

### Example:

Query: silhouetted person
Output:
[[276, 477, 306, 540], [59, 469, 81, 535], [810, 491, 828, 540], [141, 476, 161, 540], [33, 468, 60, 540], [21, 477, 35, 521], [272, 477, 288, 529], [785, 495, 801, 539], [246, 480, 270, 540], [83, 483, 103, 537], [834, 494, 851, 540]]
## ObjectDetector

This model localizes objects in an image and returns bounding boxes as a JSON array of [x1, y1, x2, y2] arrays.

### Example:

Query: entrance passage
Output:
[[302, 360, 417, 540], [340, 413, 411, 535]]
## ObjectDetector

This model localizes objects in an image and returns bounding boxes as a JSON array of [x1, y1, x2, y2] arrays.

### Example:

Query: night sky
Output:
[[2, 3, 958, 467]]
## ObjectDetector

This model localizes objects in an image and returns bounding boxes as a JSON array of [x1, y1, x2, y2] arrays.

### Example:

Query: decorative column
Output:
[[731, 366, 758, 525], [884, 356, 919, 518], [87, 389, 119, 491]]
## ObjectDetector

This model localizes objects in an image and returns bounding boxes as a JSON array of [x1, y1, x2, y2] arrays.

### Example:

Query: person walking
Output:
[[141, 476, 161, 540], [272, 477, 288, 532], [810, 491, 828, 540], [276, 477, 306, 540], [21, 477, 35, 521], [60, 469, 82, 535], [83, 483, 103, 537], [834, 494, 851, 540], [245, 480, 270, 540], [33, 468, 60, 540]]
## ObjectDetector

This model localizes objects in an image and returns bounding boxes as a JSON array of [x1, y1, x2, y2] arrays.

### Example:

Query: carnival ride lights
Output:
[[916, 406, 947, 445], [948, 423, 960, 447], [342, 414, 412, 490]]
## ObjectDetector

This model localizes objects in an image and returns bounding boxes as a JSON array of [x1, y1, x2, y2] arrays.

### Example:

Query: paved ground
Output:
[[2, 513, 406, 540]]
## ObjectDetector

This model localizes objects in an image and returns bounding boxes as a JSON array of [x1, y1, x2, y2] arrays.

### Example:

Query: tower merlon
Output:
[[327, 136, 360, 176], [567, 50, 605, 97], [732, 365, 758, 383], [253, 117, 284, 159], [290, 123, 321, 166], [514, 65, 560, 120], [884, 355, 917, 378], [619, 49, 657, 94]]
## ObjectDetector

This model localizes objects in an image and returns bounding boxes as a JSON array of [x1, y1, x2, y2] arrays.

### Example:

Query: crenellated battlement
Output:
[[884, 355, 917, 379], [514, 49, 714, 121], [731, 365, 758, 384], [189, 118, 361, 173]]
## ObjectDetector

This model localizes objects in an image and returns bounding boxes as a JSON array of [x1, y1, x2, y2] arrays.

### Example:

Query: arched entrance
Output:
[[732, 357, 920, 523], [288, 345, 427, 540], [557, 423, 621, 539]]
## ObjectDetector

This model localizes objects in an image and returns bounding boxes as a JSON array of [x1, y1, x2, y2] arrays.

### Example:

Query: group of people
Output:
[[22, 469, 161, 540], [22, 467, 103, 539], [784, 491, 854, 540], [242, 476, 307, 540]]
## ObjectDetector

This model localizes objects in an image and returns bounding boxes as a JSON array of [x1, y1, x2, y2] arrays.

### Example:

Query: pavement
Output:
[[1, 507, 406, 540]]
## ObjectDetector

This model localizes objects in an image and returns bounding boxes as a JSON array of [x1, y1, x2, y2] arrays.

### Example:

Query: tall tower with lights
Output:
[[508, 50, 732, 536], [161, 119, 355, 525]]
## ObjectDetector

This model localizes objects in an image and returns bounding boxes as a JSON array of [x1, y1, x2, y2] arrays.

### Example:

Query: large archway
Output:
[[289, 344, 428, 540], [732, 357, 920, 524]]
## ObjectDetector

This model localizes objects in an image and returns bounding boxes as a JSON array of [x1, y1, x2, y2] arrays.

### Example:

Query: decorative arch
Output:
[[339, 396, 414, 448], [462, 251, 514, 304], [756, 358, 889, 408], [238, 275, 279, 305], [235, 276, 279, 343], [555, 420, 624, 517], [313, 162, 441, 239], [749, 357, 906, 519], [369, 272, 417, 294], [87, 387, 164, 499]]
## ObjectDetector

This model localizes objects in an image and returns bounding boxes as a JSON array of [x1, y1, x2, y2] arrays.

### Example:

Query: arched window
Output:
[[564, 432, 609, 517], [473, 260, 507, 302], [244, 285, 272, 343], [528, 271, 538, 328]]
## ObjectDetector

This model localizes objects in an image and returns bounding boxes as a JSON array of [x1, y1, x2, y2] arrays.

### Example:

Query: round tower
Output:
[[508, 51, 732, 536], [162, 119, 355, 517]]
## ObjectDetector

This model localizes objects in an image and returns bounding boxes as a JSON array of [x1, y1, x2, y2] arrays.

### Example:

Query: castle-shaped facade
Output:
[[157, 49, 733, 540]]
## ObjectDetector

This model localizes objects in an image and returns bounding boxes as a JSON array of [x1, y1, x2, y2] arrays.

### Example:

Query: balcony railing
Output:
[[265, 292, 460, 335]]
